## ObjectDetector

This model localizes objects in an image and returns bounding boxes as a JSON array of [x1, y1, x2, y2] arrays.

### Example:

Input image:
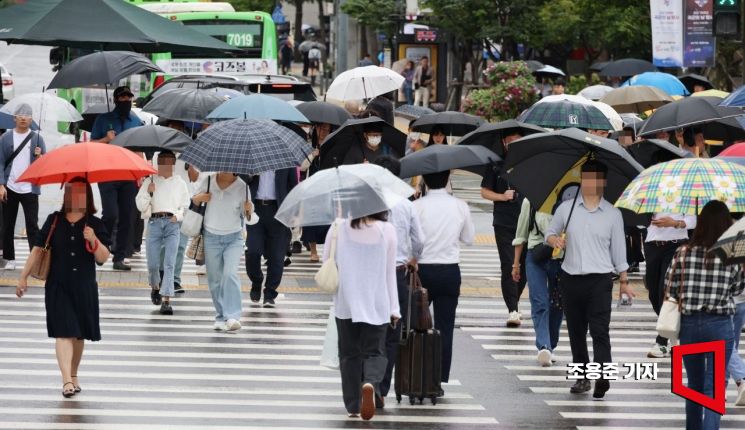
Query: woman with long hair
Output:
[[665, 200, 744, 429], [16, 179, 111, 398], [427, 126, 447, 146]]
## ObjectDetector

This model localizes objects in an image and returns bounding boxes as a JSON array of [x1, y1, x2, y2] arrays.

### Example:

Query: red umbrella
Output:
[[17, 142, 156, 185], [718, 143, 745, 157]]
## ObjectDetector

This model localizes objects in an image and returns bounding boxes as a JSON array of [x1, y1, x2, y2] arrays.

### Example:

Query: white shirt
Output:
[[196, 174, 250, 235], [7, 130, 32, 194], [135, 174, 191, 221], [414, 189, 475, 264], [324, 220, 400, 324], [389, 199, 425, 266], [256, 170, 276, 200], [645, 213, 697, 242]]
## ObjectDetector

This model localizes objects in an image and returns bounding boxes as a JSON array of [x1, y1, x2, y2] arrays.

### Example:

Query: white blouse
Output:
[[323, 220, 400, 325], [195, 174, 250, 236]]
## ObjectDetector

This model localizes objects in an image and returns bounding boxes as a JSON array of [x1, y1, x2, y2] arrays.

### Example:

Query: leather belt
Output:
[[255, 199, 277, 206], [151, 212, 174, 218], [647, 239, 686, 247]]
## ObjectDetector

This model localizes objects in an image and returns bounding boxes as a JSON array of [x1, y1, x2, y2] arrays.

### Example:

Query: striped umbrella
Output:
[[615, 158, 745, 215]]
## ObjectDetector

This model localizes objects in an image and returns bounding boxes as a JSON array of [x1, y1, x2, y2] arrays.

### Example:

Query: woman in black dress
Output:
[[16, 179, 111, 398]]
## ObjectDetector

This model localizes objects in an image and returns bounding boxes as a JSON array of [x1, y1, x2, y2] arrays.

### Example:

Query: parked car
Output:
[[1, 63, 14, 102]]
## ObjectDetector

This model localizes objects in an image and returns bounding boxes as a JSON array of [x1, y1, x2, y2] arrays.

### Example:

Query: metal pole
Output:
[[336, 0, 349, 76]]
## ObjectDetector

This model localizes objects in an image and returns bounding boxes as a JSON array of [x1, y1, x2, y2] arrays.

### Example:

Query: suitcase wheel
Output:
[[430, 396, 437, 405], [409, 397, 415, 405]]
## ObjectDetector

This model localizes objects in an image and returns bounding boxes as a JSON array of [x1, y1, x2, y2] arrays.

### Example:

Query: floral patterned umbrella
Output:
[[615, 158, 745, 215]]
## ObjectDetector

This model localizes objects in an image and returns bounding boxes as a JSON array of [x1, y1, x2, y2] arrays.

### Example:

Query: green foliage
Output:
[[566, 74, 601, 95], [462, 62, 539, 121], [341, 0, 397, 38], [225, 0, 276, 13]]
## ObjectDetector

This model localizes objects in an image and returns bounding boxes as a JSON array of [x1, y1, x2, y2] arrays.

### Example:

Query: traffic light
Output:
[[714, 0, 742, 38]]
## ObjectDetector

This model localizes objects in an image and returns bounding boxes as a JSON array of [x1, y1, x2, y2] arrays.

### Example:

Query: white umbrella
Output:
[[326, 65, 405, 101], [577, 85, 614, 101], [132, 107, 158, 126], [535, 94, 592, 105], [275, 163, 414, 228], [0, 92, 82, 123], [535, 65, 565, 77], [536, 94, 623, 131]]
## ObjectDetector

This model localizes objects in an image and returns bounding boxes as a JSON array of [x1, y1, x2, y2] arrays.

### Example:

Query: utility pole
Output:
[[335, 0, 349, 76]]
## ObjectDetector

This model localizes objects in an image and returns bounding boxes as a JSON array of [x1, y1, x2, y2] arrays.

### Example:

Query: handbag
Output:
[[181, 177, 211, 238], [314, 221, 339, 293], [656, 246, 687, 340], [408, 271, 434, 332], [186, 233, 205, 262], [30, 214, 58, 280], [529, 206, 554, 264], [319, 306, 340, 370]]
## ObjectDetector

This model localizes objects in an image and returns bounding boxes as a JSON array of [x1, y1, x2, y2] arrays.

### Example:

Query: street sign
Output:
[[415, 30, 437, 42]]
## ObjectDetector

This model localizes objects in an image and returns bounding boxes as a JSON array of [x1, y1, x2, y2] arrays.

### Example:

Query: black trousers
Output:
[[494, 226, 526, 312], [2, 189, 38, 261], [644, 241, 682, 345], [99, 181, 137, 263], [380, 268, 409, 397], [336, 318, 388, 414], [245, 202, 292, 299], [625, 226, 645, 266], [418, 263, 461, 383], [560, 272, 613, 369]]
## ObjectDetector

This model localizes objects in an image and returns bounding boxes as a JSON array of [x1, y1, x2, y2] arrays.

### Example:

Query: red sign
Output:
[[671, 340, 726, 415], [415, 30, 437, 42]]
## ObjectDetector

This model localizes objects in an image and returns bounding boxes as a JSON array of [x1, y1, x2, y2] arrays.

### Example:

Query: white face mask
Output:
[[368, 135, 382, 147], [409, 132, 421, 141]]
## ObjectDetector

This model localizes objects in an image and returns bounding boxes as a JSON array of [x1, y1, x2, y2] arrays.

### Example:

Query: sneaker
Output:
[[263, 298, 276, 308], [506, 311, 521, 327], [174, 282, 184, 294], [213, 321, 226, 331], [225, 319, 241, 331], [113, 261, 132, 271], [570, 380, 591, 394], [360, 383, 375, 421], [250, 287, 261, 304], [736, 381, 745, 406], [537, 349, 552, 367], [195, 265, 207, 275], [2, 260, 15, 270], [647, 343, 670, 358], [347, 413, 359, 418], [150, 289, 162, 305], [159, 302, 173, 315], [593, 379, 610, 399]]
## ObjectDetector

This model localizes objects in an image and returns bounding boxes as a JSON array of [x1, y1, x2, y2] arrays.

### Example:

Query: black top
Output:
[[342, 144, 394, 165], [481, 165, 523, 230]]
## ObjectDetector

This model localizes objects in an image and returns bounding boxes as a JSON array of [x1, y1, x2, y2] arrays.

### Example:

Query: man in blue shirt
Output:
[[91, 86, 143, 270]]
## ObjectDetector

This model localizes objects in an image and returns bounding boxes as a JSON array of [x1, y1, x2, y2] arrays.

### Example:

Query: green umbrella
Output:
[[0, 0, 238, 53], [519, 100, 613, 130]]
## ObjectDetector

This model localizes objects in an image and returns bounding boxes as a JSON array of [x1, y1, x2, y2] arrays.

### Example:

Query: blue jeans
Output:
[[728, 302, 745, 382], [146, 217, 180, 297], [161, 232, 188, 285], [403, 82, 414, 105], [680, 312, 734, 430], [525, 249, 564, 351], [204, 230, 244, 322]]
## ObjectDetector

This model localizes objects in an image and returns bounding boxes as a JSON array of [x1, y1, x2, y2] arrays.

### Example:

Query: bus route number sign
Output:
[[226, 33, 254, 47]]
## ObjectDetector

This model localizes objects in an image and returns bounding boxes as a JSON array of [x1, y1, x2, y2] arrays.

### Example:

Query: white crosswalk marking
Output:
[[0, 287, 497, 428]]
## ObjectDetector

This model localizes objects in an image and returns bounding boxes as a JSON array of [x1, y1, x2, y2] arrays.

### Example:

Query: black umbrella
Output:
[[142, 88, 225, 123], [296, 101, 351, 126], [638, 97, 745, 139], [111, 125, 193, 154], [457, 120, 547, 158], [679, 74, 713, 93], [625, 139, 691, 168], [399, 144, 500, 178], [48, 51, 162, 90], [590, 61, 610, 72], [0, 0, 238, 53], [599, 59, 657, 77], [504, 128, 644, 206], [319, 116, 406, 169], [79, 104, 110, 132], [410, 112, 485, 136]]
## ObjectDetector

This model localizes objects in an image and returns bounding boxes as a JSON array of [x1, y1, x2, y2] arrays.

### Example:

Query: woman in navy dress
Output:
[[16, 179, 111, 398]]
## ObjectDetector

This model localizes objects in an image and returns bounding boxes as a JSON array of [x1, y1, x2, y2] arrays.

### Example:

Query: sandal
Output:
[[71, 375, 81, 393], [62, 382, 76, 398], [310, 255, 320, 263]]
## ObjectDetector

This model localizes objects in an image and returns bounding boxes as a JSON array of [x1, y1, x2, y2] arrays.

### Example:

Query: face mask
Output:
[[409, 132, 421, 141], [367, 135, 382, 147], [301, 126, 312, 135], [115, 100, 132, 115]]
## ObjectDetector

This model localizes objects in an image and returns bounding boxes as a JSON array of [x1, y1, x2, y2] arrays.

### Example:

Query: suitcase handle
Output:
[[400, 269, 413, 344]]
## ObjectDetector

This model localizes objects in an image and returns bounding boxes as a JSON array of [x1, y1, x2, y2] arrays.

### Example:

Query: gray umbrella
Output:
[[143, 88, 225, 123], [111, 125, 192, 154], [296, 101, 350, 126], [399, 144, 500, 178], [394, 104, 435, 120], [48, 51, 162, 90], [298, 40, 326, 53]]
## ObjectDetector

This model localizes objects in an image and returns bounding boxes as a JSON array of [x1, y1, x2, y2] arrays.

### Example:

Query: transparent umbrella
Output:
[[275, 164, 415, 228]]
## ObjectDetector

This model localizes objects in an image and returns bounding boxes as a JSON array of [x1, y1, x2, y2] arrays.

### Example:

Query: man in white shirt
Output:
[[0, 103, 46, 270], [135, 151, 190, 315], [414, 170, 475, 383]]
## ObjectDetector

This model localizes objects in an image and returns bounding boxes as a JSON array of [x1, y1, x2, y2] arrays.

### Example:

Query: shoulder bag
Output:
[[181, 176, 210, 238], [529, 206, 553, 264], [315, 221, 339, 293], [4, 132, 35, 169], [30, 214, 59, 280], [656, 246, 687, 340]]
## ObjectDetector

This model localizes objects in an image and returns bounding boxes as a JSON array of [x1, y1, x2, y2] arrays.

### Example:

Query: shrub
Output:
[[462, 61, 539, 121]]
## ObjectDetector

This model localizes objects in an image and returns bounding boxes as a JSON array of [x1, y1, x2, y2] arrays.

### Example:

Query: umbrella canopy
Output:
[[621, 72, 689, 97], [206, 94, 308, 123], [295, 101, 350, 126], [711, 217, 745, 265], [456, 120, 547, 158], [589, 61, 610, 72], [534, 65, 565, 78], [48, 51, 162, 90], [599, 59, 657, 77], [615, 158, 745, 215], [326, 66, 405, 101], [590, 101, 623, 131], [180, 119, 311, 176], [319, 116, 406, 169], [0, 0, 238, 53], [599, 86, 673, 114], [0, 109, 39, 130], [409, 112, 485, 136], [17, 142, 156, 185], [678, 73, 713, 93], [0, 92, 82, 123], [577, 85, 614, 101], [111, 125, 192, 154], [718, 143, 745, 157], [638, 97, 745, 137], [525, 60, 545, 72], [399, 144, 500, 178], [504, 128, 644, 208], [142, 88, 225, 123], [79, 105, 156, 131], [519, 100, 613, 130], [275, 164, 415, 228], [204, 87, 244, 100], [721, 85, 745, 107], [625, 139, 691, 168], [690, 89, 730, 99], [394, 104, 435, 120], [298, 40, 326, 53]]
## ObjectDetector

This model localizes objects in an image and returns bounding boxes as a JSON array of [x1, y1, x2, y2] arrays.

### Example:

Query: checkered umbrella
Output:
[[615, 158, 745, 215], [180, 118, 312, 175], [519, 100, 613, 130], [712, 216, 745, 265]]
